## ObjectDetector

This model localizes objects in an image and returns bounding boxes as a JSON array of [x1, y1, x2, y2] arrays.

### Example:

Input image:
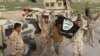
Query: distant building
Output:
[[43, 0, 66, 10]]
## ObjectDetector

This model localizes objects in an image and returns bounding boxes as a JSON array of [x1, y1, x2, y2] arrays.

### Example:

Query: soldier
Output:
[[84, 2, 99, 47], [9, 23, 24, 56], [39, 14, 52, 56], [72, 14, 87, 56]]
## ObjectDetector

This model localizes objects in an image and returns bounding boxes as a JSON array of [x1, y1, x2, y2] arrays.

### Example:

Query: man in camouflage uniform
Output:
[[39, 14, 52, 56], [9, 23, 24, 56], [85, 3, 99, 46], [72, 14, 87, 56]]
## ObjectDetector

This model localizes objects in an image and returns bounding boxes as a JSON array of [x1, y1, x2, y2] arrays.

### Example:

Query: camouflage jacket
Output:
[[9, 31, 24, 55]]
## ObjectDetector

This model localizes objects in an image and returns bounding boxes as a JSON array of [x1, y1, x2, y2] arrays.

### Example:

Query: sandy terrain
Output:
[[0, 10, 24, 21]]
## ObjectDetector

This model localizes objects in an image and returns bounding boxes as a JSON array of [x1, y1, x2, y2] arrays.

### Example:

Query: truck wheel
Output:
[[24, 43, 31, 56], [3, 43, 7, 49]]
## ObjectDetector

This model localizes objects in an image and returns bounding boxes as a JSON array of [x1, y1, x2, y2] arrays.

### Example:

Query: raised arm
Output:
[[93, 12, 99, 21]]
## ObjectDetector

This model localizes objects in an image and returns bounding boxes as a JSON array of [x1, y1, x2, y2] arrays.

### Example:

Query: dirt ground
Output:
[[0, 10, 24, 21]]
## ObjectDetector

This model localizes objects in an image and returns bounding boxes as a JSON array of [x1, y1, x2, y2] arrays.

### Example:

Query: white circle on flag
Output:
[[63, 19, 73, 30]]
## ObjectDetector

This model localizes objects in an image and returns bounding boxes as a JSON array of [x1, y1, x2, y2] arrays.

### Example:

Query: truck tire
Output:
[[3, 43, 7, 49], [24, 42, 31, 56], [23, 38, 36, 56]]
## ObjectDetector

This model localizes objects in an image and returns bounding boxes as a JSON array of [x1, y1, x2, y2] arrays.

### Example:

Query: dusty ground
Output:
[[0, 11, 24, 21]]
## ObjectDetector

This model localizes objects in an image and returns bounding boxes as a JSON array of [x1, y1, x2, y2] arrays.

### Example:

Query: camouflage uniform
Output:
[[39, 19, 52, 56], [84, 3, 99, 46], [9, 31, 24, 56], [87, 19, 94, 46], [72, 21, 87, 56]]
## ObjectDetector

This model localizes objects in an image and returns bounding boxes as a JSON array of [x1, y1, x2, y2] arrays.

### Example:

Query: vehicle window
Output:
[[22, 23, 28, 30], [5, 28, 13, 36]]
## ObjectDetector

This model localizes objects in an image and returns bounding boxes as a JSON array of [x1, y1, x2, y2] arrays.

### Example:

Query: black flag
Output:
[[57, 16, 79, 38]]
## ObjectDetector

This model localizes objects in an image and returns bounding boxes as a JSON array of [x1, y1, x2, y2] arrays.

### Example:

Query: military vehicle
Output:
[[0, 19, 36, 56]]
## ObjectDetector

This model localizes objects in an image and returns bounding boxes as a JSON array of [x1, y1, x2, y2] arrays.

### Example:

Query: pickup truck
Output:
[[0, 19, 36, 56]]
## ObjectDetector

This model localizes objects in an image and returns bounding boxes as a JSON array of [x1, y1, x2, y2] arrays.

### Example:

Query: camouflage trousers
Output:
[[72, 42, 83, 56], [10, 49, 24, 56], [39, 31, 52, 56], [87, 25, 95, 46]]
